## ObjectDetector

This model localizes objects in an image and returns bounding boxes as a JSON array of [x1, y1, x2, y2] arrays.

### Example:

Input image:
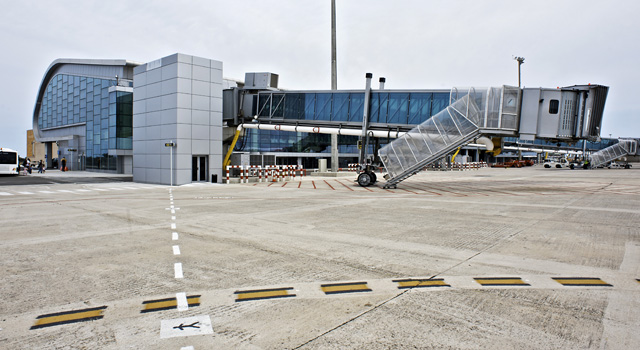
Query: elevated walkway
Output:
[[379, 86, 519, 188], [589, 139, 638, 168]]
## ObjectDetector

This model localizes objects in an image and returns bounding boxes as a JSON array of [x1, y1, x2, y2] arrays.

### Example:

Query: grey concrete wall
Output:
[[133, 53, 223, 185]]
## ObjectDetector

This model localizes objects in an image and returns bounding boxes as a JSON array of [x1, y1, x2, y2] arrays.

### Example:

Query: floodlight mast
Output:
[[514, 56, 525, 87]]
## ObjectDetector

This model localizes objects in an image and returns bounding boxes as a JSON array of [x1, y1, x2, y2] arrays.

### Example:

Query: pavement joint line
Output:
[[234, 287, 296, 302], [30, 306, 107, 329], [174, 263, 184, 279], [173, 245, 181, 255], [141, 295, 201, 313]]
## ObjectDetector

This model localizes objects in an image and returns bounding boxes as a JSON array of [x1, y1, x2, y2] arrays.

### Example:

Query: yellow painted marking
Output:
[[552, 278, 612, 286], [141, 296, 200, 313], [395, 279, 449, 288], [321, 282, 371, 294], [235, 288, 295, 302], [474, 278, 529, 286], [31, 307, 107, 329]]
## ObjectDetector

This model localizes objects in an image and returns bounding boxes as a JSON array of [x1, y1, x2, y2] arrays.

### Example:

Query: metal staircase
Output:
[[589, 139, 638, 168], [378, 87, 517, 188]]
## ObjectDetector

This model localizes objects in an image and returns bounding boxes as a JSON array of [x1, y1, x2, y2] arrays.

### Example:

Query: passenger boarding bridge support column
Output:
[[358, 73, 373, 164]]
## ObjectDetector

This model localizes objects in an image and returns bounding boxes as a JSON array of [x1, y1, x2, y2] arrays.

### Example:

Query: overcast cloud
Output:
[[1, 0, 638, 155]]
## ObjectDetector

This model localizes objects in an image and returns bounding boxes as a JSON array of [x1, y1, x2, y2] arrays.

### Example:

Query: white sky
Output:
[[1, 0, 639, 155]]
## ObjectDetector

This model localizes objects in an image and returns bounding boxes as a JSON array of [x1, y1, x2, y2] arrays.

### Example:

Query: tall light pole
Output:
[[514, 56, 525, 87], [330, 0, 339, 172]]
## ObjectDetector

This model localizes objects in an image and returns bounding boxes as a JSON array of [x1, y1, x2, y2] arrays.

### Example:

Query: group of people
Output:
[[21, 158, 47, 174]]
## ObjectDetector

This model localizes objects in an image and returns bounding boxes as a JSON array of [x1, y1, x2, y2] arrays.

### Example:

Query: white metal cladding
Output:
[[589, 139, 638, 168]]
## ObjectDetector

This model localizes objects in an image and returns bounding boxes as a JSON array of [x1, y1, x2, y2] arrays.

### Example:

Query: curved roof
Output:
[[32, 58, 140, 139]]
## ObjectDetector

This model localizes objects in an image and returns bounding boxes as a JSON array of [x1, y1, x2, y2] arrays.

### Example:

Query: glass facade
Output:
[[247, 91, 450, 154], [256, 91, 449, 126], [38, 74, 133, 171]]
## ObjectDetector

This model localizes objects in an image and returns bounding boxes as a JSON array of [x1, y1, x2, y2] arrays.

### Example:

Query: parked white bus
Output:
[[0, 147, 19, 175]]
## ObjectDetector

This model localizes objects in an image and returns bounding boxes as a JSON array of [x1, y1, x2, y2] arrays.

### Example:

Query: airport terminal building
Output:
[[33, 53, 620, 185]]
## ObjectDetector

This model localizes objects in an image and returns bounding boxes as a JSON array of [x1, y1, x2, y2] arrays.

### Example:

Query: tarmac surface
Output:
[[0, 166, 639, 349]]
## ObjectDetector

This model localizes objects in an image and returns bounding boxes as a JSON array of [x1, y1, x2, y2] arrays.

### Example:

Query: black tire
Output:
[[357, 172, 372, 187], [370, 172, 377, 185]]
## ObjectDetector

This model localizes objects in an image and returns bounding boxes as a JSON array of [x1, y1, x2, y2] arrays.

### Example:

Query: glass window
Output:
[[431, 93, 449, 116], [348, 93, 364, 122], [332, 93, 349, 122], [387, 93, 409, 124], [408, 93, 432, 125], [304, 94, 316, 120], [370, 93, 388, 124], [549, 99, 559, 114], [284, 93, 304, 119], [271, 94, 284, 118], [315, 93, 332, 121], [258, 94, 270, 117]]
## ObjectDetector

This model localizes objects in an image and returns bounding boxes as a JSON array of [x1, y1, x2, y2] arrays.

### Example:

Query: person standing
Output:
[[38, 160, 44, 173], [61, 157, 67, 172]]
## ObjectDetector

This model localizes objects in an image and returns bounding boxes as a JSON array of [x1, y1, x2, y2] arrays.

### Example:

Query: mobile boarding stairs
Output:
[[374, 84, 608, 188]]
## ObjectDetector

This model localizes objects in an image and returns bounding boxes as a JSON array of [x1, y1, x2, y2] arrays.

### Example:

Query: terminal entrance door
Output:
[[192, 156, 207, 182]]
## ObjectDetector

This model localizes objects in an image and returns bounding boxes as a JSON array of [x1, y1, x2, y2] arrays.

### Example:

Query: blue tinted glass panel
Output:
[[258, 94, 270, 117], [271, 94, 284, 118], [304, 94, 316, 120], [315, 93, 332, 121], [387, 93, 409, 124], [348, 93, 364, 122], [370, 93, 388, 124], [432, 93, 449, 116], [284, 93, 304, 119], [408, 93, 432, 125], [332, 93, 349, 122]]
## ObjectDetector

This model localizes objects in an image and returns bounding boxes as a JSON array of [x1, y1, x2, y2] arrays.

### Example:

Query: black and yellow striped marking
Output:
[[141, 295, 201, 313], [321, 282, 371, 295], [474, 277, 530, 286], [31, 306, 107, 330], [552, 277, 612, 287], [394, 278, 450, 289], [234, 287, 296, 302]]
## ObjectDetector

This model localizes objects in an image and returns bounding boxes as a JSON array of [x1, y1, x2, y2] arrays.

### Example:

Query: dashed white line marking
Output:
[[174, 263, 183, 278], [57, 190, 74, 193], [171, 223, 176, 229], [172, 232, 179, 240], [173, 245, 181, 255], [170, 205, 174, 209], [0, 192, 13, 196], [171, 216, 176, 221], [171, 209, 175, 214], [39, 191, 54, 194], [18, 192, 34, 195], [181, 346, 194, 350], [108, 188, 124, 191], [93, 188, 109, 191], [176, 292, 188, 311]]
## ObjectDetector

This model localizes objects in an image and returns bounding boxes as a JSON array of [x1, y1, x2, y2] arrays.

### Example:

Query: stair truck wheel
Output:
[[370, 172, 377, 185], [357, 172, 372, 187]]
